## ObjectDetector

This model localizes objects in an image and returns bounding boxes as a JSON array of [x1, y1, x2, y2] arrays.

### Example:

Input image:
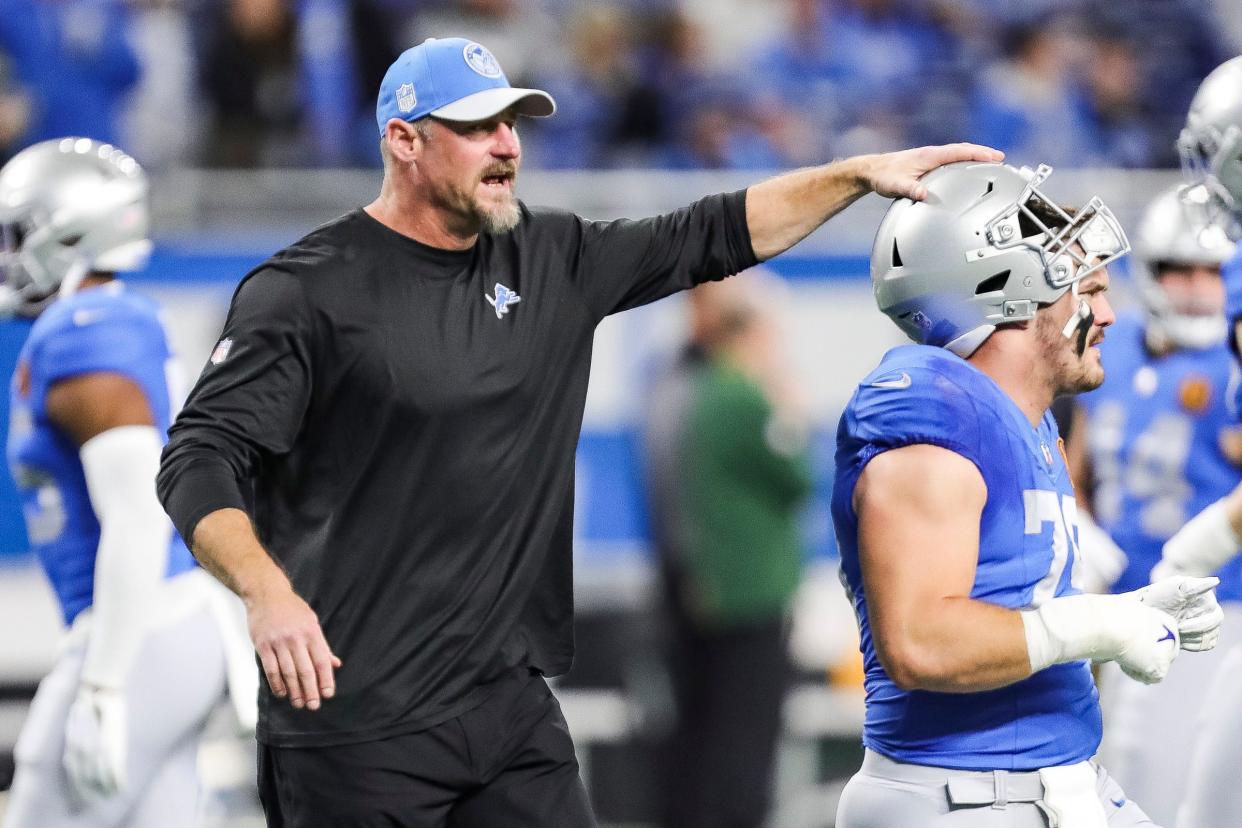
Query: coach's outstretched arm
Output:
[[745, 144, 1004, 261]]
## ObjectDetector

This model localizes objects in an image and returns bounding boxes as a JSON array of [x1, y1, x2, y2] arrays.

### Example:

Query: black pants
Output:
[[660, 597, 790, 828], [258, 668, 596, 827]]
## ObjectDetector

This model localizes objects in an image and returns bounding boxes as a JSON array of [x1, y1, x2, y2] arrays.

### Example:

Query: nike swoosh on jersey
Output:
[[867, 371, 912, 390]]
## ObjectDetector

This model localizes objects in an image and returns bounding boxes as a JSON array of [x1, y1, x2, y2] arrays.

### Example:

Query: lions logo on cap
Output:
[[396, 82, 417, 114], [463, 43, 503, 78]]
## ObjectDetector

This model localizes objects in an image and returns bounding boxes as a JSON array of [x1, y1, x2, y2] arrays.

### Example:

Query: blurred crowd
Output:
[[0, 0, 1237, 171]]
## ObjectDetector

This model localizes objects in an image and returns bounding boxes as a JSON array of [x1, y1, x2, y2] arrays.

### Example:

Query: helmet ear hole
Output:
[[975, 270, 1010, 295], [891, 238, 904, 267]]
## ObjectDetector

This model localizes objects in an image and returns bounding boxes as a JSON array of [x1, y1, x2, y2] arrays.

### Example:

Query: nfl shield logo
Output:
[[396, 82, 417, 114], [210, 338, 233, 365]]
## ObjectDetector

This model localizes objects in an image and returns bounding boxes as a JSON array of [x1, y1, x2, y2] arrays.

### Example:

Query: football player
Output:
[[1063, 185, 1238, 827], [1158, 54, 1242, 828], [833, 160, 1222, 827], [0, 138, 254, 828], [1158, 56, 1242, 582]]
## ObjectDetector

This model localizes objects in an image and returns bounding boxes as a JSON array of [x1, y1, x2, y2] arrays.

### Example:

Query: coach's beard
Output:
[[477, 193, 520, 234], [476, 164, 521, 234]]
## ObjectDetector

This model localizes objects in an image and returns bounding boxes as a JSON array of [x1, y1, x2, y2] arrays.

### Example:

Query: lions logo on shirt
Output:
[[485, 283, 521, 318]]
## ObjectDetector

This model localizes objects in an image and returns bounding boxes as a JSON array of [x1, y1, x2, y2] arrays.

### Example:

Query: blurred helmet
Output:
[[1178, 56, 1242, 241], [872, 162, 1129, 357], [1135, 185, 1235, 349], [0, 138, 150, 317]]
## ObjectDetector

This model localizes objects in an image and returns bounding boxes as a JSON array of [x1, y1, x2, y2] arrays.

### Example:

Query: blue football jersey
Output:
[[1225, 249, 1242, 416], [6, 282, 196, 625], [1224, 248, 1242, 338], [1079, 313, 1242, 600], [833, 344, 1099, 771]]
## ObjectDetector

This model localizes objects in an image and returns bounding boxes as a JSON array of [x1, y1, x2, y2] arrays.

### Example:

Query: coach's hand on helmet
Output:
[[247, 583, 341, 711], [1138, 575, 1224, 652], [858, 143, 1005, 202], [63, 683, 127, 801]]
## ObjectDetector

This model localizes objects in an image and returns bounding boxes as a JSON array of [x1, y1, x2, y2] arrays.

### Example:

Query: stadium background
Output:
[[0, 0, 1236, 825]]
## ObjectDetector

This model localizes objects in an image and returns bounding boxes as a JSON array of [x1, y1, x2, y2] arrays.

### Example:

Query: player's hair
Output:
[[1019, 196, 1075, 239]]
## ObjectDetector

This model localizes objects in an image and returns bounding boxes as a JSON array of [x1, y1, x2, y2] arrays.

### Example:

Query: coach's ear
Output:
[[383, 119, 423, 166]]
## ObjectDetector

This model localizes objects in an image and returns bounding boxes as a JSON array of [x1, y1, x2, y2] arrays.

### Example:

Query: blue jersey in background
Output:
[[833, 345, 1099, 771], [6, 282, 195, 625], [1224, 250, 1242, 417], [1078, 313, 1242, 601]]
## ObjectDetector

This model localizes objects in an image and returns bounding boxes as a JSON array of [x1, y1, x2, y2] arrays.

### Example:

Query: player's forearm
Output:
[[1225, 484, 1242, 540], [878, 597, 1034, 693], [190, 508, 292, 606], [1157, 491, 1242, 579], [745, 158, 872, 261]]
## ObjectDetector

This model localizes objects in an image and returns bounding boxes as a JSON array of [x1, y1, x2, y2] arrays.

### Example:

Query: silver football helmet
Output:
[[1135, 185, 1235, 350], [872, 162, 1129, 357], [0, 137, 151, 317], [1178, 56, 1242, 241]]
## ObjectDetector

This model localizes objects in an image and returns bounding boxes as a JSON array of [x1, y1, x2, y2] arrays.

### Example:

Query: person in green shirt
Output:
[[644, 271, 813, 828]]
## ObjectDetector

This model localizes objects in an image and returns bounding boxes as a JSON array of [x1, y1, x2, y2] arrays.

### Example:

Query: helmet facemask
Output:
[[0, 139, 151, 318], [1178, 122, 1242, 242], [871, 162, 1131, 359], [981, 166, 1129, 354], [983, 165, 1129, 292], [0, 210, 59, 318], [1133, 185, 1234, 351]]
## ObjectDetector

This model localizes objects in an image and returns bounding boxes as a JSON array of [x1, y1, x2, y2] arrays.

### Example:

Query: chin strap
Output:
[[1060, 282, 1095, 356], [57, 259, 90, 300]]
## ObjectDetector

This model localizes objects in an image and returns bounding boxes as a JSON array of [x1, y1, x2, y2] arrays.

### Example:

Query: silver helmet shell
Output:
[[1135, 185, 1235, 350], [871, 161, 1129, 357], [0, 137, 151, 316], [1179, 56, 1242, 240]]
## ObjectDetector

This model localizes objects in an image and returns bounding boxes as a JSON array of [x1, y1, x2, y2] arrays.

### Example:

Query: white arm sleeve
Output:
[[1074, 511, 1129, 593], [1156, 497, 1242, 580], [79, 425, 172, 689], [1022, 594, 1128, 671]]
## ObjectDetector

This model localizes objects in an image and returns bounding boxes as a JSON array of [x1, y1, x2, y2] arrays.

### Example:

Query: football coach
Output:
[[157, 35, 1001, 827]]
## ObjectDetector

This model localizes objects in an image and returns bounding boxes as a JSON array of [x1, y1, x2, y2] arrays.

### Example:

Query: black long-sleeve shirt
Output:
[[157, 192, 757, 746]]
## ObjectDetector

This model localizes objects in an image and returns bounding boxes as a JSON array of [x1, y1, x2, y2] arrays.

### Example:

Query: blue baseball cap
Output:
[[376, 38, 556, 134]]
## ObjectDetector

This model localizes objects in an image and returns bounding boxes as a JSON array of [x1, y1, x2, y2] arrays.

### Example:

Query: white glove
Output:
[[1138, 576, 1224, 652], [1022, 592, 1180, 684], [63, 684, 127, 800]]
